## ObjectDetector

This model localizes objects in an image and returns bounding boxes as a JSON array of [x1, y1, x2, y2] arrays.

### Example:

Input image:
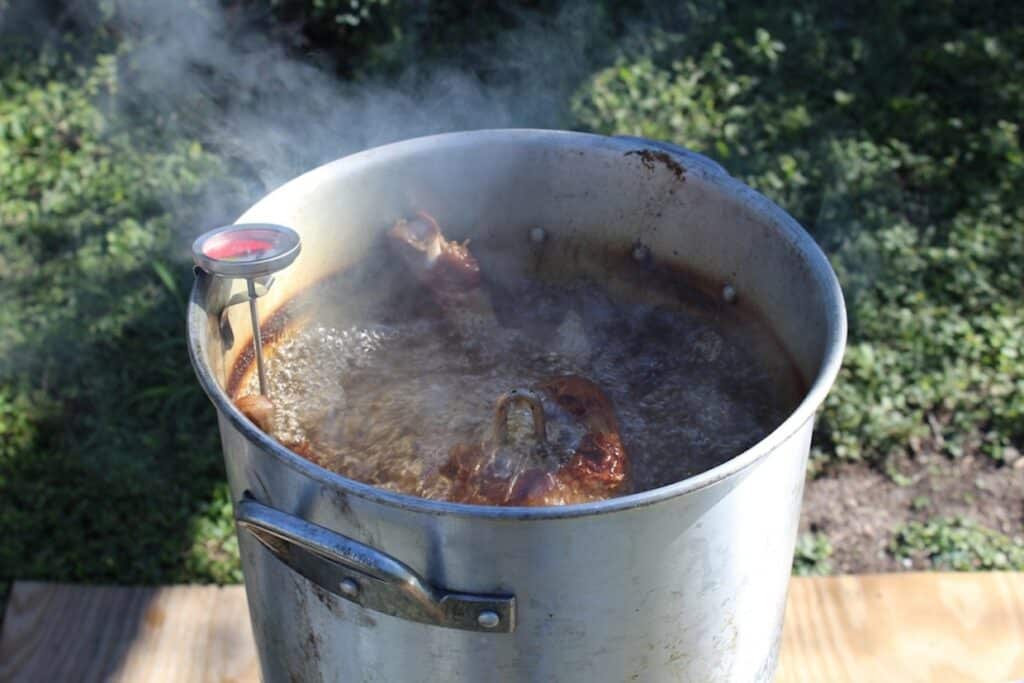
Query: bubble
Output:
[[245, 269, 801, 499]]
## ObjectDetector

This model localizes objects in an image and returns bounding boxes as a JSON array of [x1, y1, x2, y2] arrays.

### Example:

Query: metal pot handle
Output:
[[235, 498, 516, 633]]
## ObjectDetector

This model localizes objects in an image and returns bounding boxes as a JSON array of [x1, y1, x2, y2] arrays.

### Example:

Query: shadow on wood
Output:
[[0, 582, 257, 683]]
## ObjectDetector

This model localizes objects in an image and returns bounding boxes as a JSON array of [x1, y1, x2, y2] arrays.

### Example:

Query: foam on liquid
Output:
[[240, 252, 805, 500]]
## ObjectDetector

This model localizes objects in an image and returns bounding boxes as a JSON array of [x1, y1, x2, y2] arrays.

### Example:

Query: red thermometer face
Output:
[[192, 224, 301, 278]]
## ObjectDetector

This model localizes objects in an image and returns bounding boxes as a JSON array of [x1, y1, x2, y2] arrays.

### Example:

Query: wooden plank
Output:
[[1, 574, 1023, 682], [776, 572, 1024, 683], [0, 582, 258, 683]]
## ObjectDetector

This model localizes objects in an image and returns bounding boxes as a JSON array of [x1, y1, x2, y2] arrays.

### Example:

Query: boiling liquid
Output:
[[239, 250, 805, 500]]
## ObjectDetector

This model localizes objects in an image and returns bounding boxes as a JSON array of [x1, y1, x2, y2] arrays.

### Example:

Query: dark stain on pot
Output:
[[321, 487, 378, 548], [251, 470, 272, 501], [291, 575, 324, 682], [311, 582, 336, 612], [356, 610, 376, 628], [225, 300, 303, 397], [324, 487, 352, 517], [310, 573, 378, 627], [626, 149, 686, 182], [305, 630, 321, 662]]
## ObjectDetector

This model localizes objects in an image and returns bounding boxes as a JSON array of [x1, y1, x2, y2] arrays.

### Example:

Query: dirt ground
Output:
[[800, 452, 1024, 573]]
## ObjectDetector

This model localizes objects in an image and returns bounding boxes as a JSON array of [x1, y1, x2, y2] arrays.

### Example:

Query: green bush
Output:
[[0, 0, 611, 588], [0, 52, 240, 584], [890, 517, 1024, 571], [236, 0, 569, 78], [572, 2, 1024, 468], [792, 533, 833, 576], [1, 0, 1022, 588]]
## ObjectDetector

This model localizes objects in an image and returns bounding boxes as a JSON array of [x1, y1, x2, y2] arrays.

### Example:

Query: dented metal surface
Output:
[[188, 130, 846, 682]]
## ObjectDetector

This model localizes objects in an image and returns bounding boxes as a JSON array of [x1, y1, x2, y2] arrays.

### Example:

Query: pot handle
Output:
[[235, 497, 516, 633]]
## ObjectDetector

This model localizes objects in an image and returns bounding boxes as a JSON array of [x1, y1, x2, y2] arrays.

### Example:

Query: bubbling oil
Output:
[[238, 249, 805, 500]]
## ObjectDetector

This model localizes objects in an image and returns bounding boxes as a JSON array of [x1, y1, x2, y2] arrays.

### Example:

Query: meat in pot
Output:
[[233, 211, 803, 506], [236, 212, 632, 506]]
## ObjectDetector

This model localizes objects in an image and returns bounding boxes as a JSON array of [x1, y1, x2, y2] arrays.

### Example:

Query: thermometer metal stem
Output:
[[247, 278, 269, 395], [191, 224, 301, 397]]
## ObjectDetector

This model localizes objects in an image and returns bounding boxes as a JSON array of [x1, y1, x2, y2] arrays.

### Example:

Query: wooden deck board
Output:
[[1, 573, 1022, 682], [0, 583, 258, 683], [776, 573, 1024, 682]]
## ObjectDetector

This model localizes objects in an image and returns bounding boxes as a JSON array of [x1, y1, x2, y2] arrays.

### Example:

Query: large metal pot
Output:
[[188, 130, 845, 682]]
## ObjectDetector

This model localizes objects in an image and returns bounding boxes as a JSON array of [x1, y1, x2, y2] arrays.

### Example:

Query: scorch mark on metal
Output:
[[625, 149, 687, 182]]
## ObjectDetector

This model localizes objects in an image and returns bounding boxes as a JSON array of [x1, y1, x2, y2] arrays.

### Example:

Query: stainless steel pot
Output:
[[188, 130, 846, 682]]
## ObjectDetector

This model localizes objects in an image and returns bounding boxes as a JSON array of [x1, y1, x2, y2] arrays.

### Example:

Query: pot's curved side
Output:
[[220, 411, 811, 682]]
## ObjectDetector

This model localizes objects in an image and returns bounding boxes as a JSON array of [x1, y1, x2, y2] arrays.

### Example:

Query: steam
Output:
[[52, 0, 806, 497], [74, 0, 609, 226]]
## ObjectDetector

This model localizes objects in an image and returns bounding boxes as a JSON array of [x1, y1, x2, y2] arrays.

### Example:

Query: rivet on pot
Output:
[[477, 610, 500, 629], [339, 578, 360, 598], [529, 227, 547, 244], [722, 284, 737, 303]]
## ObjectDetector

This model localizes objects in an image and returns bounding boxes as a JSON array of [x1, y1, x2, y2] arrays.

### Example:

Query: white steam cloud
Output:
[[84, 0, 606, 210]]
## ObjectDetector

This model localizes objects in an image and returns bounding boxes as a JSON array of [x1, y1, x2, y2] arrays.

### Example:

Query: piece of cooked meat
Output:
[[235, 393, 275, 433], [234, 393, 322, 464], [441, 375, 632, 507], [388, 213, 632, 506], [234, 213, 633, 508], [387, 211, 495, 341]]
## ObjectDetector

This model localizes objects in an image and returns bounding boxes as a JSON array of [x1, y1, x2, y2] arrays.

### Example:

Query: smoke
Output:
[[63, 0, 612, 228]]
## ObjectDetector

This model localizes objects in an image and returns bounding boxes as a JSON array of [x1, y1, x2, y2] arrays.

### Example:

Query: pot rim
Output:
[[187, 128, 847, 520]]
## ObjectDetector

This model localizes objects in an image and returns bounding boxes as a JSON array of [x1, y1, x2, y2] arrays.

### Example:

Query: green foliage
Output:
[[0, 388, 47, 461], [0, 53, 240, 584], [276, 0, 389, 28], [184, 483, 245, 583], [792, 533, 833, 576], [0, 0, 590, 588], [890, 518, 1024, 571], [573, 1, 1024, 468], [2, 0, 1023, 587], [239, 0, 399, 73], [237, 0, 566, 78]]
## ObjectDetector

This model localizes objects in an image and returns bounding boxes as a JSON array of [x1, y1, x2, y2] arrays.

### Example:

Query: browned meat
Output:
[[387, 211, 481, 301], [235, 393, 275, 433], [234, 213, 632, 507], [388, 212, 632, 506], [387, 212, 495, 340], [234, 393, 323, 465], [440, 375, 632, 506]]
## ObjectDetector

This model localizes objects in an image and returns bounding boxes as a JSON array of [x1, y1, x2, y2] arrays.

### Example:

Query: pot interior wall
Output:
[[204, 131, 838, 413]]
